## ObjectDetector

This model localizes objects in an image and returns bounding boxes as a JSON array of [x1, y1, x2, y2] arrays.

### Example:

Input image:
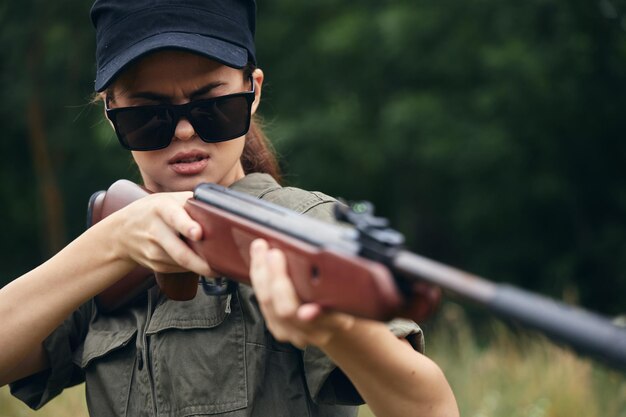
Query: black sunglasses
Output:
[[105, 79, 255, 151]]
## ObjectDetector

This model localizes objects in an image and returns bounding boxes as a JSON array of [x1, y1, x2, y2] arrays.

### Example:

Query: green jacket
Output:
[[11, 173, 423, 417]]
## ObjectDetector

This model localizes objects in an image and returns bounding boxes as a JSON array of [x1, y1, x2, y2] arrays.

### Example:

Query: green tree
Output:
[[0, 1, 135, 280]]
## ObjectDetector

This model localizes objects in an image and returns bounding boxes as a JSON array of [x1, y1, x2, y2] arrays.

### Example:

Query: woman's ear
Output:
[[99, 92, 115, 128], [251, 68, 264, 115]]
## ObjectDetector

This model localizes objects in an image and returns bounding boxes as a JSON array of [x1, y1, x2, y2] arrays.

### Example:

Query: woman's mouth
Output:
[[168, 152, 210, 175]]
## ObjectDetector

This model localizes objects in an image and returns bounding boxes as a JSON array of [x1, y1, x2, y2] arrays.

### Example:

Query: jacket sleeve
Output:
[[303, 318, 424, 405], [9, 300, 93, 410]]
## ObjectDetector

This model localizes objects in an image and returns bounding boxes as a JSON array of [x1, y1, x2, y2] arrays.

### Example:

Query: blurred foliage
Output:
[[1, 0, 626, 317], [256, 0, 626, 314]]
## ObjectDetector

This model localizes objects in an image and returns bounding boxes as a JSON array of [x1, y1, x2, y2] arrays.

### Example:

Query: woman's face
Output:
[[106, 50, 263, 192]]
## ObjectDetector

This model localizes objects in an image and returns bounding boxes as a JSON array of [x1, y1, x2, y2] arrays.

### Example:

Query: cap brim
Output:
[[94, 32, 249, 92]]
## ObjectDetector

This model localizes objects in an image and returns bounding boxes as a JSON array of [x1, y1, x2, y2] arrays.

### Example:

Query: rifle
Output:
[[88, 179, 626, 371]]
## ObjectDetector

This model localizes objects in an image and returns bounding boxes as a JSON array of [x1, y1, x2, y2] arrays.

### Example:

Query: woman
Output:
[[0, 1, 458, 416]]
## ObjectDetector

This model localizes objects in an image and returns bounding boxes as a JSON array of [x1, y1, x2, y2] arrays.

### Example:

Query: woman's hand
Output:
[[248, 238, 355, 349], [107, 192, 211, 277]]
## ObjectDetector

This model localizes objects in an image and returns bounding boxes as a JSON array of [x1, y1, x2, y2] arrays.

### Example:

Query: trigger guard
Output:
[[200, 276, 238, 296]]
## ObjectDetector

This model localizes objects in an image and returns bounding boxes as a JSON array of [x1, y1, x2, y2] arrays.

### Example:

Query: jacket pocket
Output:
[[74, 326, 137, 417], [146, 292, 247, 416], [77, 328, 137, 368]]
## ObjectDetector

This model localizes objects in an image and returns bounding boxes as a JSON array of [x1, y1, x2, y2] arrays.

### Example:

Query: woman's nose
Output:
[[174, 117, 197, 142]]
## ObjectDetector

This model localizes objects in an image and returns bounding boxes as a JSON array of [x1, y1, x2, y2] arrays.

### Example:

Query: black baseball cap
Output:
[[90, 0, 257, 92]]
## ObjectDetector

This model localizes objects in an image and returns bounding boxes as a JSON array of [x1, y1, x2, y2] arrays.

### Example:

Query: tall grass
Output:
[[2, 303, 624, 416], [0, 384, 87, 417], [419, 303, 626, 417]]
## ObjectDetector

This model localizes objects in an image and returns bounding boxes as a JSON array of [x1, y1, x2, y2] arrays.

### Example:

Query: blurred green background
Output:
[[1, 0, 626, 317], [2, 1, 626, 415]]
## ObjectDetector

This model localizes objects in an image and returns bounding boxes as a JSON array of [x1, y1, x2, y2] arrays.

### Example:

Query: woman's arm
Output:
[[319, 320, 458, 417], [249, 239, 459, 417], [0, 192, 210, 386]]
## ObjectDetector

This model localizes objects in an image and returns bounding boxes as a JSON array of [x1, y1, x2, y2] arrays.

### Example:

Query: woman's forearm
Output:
[[0, 216, 135, 384], [321, 320, 459, 417]]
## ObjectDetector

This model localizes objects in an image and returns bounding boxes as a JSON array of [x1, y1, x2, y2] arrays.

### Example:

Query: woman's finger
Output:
[[250, 239, 287, 337], [249, 239, 272, 303], [250, 240, 300, 319], [296, 303, 323, 322], [163, 236, 211, 276], [156, 192, 203, 241], [266, 248, 302, 319]]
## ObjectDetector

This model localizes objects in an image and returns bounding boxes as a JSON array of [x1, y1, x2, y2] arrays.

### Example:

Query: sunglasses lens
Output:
[[108, 91, 252, 151], [190, 95, 251, 142], [113, 107, 173, 151]]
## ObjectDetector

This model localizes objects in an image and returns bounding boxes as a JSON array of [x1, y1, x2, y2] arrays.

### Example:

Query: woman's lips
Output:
[[168, 151, 209, 175]]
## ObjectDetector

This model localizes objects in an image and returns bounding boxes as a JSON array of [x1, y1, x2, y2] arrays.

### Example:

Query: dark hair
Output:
[[243, 116, 281, 182], [242, 63, 281, 182]]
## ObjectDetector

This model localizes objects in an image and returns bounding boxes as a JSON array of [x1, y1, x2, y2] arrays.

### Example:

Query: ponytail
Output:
[[241, 115, 281, 182]]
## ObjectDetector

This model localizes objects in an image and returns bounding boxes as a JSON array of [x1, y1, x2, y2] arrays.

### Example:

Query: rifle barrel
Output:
[[393, 250, 626, 371]]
